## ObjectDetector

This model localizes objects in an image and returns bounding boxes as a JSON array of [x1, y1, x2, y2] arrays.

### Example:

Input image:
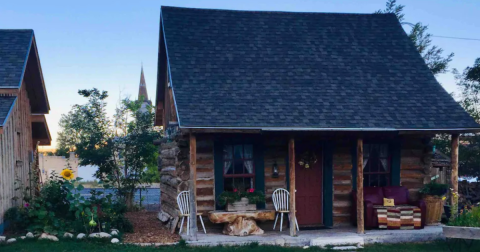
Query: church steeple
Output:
[[138, 65, 149, 101]]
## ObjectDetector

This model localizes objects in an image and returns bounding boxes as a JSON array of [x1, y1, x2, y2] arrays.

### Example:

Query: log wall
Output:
[[264, 138, 288, 210], [0, 82, 33, 226], [400, 137, 431, 202], [332, 143, 353, 226]]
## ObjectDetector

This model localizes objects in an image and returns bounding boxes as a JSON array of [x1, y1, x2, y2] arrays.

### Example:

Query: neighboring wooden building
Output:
[[154, 7, 479, 237], [0, 30, 51, 233]]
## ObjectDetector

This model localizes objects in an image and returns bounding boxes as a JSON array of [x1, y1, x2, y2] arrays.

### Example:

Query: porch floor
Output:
[[182, 226, 444, 247]]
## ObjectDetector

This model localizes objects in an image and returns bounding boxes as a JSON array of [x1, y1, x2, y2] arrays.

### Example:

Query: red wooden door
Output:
[[295, 146, 323, 226]]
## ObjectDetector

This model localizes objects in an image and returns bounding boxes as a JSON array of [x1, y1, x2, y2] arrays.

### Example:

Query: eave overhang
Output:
[[31, 114, 51, 146]]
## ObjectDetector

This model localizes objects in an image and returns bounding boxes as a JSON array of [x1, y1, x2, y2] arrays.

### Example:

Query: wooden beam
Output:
[[189, 133, 198, 240], [0, 88, 19, 95], [450, 134, 459, 207], [356, 138, 364, 234], [288, 137, 297, 236]]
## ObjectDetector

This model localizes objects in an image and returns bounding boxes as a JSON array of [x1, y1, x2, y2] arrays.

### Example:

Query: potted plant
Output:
[[419, 182, 448, 225], [218, 188, 265, 212], [443, 192, 480, 240]]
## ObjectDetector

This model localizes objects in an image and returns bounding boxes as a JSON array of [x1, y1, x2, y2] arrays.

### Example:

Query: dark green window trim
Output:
[[351, 139, 402, 188], [390, 139, 401, 186], [323, 142, 334, 227], [213, 137, 265, 210]]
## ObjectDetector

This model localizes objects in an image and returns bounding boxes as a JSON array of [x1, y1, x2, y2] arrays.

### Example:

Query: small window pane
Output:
[[234, 145, 243, 159], [224, 177, 253, 191], [224, 145, 233, 160], [244, 161, 254, 174], [244, 145, 253, 159], [234, 159, 244, 174], [224, 161, 233, 174]]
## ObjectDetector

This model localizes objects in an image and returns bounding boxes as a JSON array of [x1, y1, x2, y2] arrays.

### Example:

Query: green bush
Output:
[[419, 182, 448, 196], [10, 170, 132, 235], [448, 204, 480, 227]]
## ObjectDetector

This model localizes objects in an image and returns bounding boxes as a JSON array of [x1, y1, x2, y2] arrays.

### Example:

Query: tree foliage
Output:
[[56, 89, 160, 208], [434, 59, 480, 179], [376, 0, 454, 75]]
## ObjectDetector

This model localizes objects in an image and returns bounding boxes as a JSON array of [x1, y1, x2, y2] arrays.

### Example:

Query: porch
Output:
[[181, 226, 443, 248]]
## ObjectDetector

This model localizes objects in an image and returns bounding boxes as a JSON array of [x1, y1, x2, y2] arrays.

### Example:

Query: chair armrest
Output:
[[409, 199, 426, 228], [364, 200, 374, 217]]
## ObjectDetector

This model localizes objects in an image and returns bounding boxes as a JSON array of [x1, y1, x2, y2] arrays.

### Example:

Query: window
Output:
[[223, 144, 254, 191], [363, 144, 390, 187]]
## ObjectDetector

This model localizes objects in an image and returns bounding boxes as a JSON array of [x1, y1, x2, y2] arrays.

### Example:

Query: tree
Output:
[[434, 58, 480, 179], [56, 89, 160, 209], [376, 0, 454, 75]]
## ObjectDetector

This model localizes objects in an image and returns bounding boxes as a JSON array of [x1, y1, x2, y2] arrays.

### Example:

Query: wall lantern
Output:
[[272, 161, 279, 178]]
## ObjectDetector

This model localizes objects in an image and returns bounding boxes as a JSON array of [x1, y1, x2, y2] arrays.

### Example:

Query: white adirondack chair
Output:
[[272, 188, 299, 232], [176, 191, 206, 235]]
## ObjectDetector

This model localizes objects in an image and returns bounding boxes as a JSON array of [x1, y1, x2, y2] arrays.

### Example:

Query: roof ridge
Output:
[[161, 6, 395, 16]]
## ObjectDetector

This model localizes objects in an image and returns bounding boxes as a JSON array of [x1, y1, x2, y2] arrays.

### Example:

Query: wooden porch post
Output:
[[356, 138, 364, 234], [189, 133, 198, 240], [450, 134, 459, 207], [288, 137, 297, 236]]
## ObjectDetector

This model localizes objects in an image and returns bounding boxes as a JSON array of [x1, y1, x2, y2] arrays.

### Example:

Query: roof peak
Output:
[[160, 6, 394, 16]]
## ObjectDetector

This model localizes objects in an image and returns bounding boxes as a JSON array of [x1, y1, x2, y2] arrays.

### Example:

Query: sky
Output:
[[2, 0, 480, 179]]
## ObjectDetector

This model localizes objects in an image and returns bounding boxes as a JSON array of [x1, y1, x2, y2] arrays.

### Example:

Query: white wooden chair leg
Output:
[[187, 215, 190, 236], [273, 213, 279, 230], [280, 213, 284, 232], [295, 217, 299, 232], [179, 216, 185, 234], [199, 215, 206, 234]]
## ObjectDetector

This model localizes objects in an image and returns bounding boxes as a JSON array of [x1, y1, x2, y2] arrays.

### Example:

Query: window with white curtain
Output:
[[223, 144, 254, 191], [363, 144, 391, 187]]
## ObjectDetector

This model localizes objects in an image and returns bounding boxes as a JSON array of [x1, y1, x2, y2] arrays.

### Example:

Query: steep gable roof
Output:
[[159, 6, 479, 131], [0, 30, 33, 88]]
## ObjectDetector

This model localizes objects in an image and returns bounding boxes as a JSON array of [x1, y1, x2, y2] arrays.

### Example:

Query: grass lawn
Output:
[[1, 239, 479, 251]]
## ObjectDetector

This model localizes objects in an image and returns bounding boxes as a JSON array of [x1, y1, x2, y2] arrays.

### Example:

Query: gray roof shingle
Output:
[[0, 96, 17, 126], [0, 29, 33, 87], [161, 6, 479, 130]]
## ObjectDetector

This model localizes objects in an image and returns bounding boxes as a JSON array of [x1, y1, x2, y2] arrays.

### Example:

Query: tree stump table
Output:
[[208, 210, 275, 236]]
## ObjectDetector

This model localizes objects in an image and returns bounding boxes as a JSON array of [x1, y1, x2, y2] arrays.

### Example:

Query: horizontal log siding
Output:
[[400, 137, 430, 202], [264, 138, 288, 210], [332, 144, 353, 226], [195, 137, 214, 214]]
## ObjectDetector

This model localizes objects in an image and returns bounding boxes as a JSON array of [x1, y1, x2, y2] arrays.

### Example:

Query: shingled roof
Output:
[[159, 6, 480, 131], [0, 96, 16, 126], [0, 30, 33, 88]]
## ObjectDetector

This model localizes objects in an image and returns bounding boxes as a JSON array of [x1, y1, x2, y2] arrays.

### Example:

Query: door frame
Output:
[[286, 140, 334, 228]]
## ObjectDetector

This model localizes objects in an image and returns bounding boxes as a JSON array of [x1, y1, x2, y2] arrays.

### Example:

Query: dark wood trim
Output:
[[188, 133, 198, 240], [356, 138, 364, 234], [322, 141, 334, 227], [0, 89, 19, 95], [253, 139, 265, 209], [213, 140, 224, 210], [390, 139, 401, 186], [288, 137, 297, 236], [450, 134, 459, 207]]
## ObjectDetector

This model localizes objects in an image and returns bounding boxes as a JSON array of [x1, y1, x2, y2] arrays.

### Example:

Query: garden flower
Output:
[[249, 188, 254, 193], [60, 169, 74, 180], [24, 203, 29, 208], [233, 189, 238, 193], [442, 196, 446, 201]]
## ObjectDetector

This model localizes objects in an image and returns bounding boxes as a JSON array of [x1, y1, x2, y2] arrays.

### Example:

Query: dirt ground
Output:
[[123, 211, 180, 244]]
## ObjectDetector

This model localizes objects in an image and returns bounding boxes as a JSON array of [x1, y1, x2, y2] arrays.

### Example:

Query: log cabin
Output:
[[0, 30, 51, 233], [154, 7, 480, 238]]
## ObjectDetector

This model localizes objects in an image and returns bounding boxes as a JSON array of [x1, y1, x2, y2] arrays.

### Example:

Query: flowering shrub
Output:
[[4, 169, 132, 235], [448, 202, 480, 228], [217, 188, 265, 206]]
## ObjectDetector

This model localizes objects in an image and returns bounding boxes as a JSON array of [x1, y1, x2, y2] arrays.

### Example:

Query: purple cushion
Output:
[[383, 186, 408, 205], [364, 187, 384, 205]]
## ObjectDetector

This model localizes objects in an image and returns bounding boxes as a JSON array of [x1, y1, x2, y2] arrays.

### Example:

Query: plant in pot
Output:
[[443, 192, 480, 240], [218, 188, 265, 212], [419, 182, 448, 225]]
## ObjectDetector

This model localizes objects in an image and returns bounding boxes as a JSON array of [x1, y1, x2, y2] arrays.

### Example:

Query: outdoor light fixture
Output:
[[272, 161, 279, 178]]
